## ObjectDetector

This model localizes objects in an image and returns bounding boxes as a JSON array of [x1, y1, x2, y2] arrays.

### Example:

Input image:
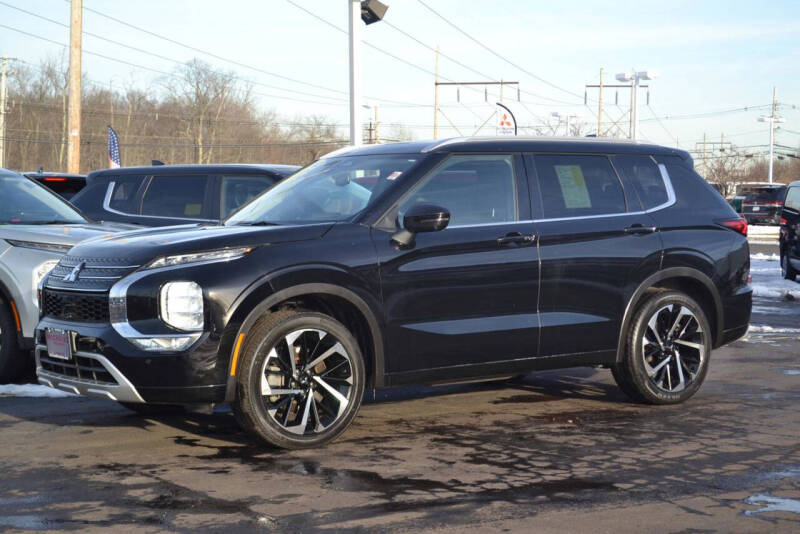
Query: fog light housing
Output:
[[160, 281, 204, 331]]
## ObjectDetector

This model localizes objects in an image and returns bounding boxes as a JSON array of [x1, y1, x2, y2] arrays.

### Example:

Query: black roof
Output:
[[324, 137, 691, 160], [87, 163, 300, 180]]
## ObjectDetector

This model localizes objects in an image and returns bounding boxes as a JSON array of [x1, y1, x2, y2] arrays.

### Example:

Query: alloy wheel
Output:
[[641, 303, 706, 393], [259, 328, 354, 436]]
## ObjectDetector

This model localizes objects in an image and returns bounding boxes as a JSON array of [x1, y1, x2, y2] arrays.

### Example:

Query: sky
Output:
[[1, 0, 799, 158]]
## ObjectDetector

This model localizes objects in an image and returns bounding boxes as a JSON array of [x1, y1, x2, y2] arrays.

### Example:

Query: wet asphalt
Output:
[[1, 252, 799, 532]]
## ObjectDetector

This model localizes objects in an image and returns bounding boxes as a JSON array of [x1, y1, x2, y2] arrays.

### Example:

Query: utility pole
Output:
[[347, 0, 362, 146], [758, 87, 785, 184], [67, 0, 83, 173], [615, 70, 656, 140], [597, 68, 603, 137], [373, 104, 379, 144], [0, 57, 15, 169], [433, 47, 439, 139]]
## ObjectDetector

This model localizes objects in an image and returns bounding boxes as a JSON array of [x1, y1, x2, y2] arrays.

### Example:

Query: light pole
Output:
[[758, 87, 785, 184], [615, 70, 657, 141], [348, 0, 388, 147]]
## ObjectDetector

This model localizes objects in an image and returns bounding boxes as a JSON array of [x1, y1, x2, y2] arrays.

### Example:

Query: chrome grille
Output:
[[45, 256, 140, 292]]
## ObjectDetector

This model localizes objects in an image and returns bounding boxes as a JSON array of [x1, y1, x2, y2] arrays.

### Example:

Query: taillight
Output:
[[44, 177, 68, 182], [717, 218, 748, 236], [781, 217, 788, 225], [766, 201, 783, 206]]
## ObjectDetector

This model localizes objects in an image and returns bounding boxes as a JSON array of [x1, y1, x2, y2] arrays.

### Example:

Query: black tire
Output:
[[232, 309, 365, 449], [0, 296, 25, 383], [118, 402, 187, 415], [781, 252, 798, 281], [612, 291, 712, 405]]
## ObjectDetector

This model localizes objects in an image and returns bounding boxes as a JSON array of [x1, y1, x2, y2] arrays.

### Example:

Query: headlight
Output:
[[32, 260, 59, 305], [146, 247, 252, 270], [160, 281, 204, 331]]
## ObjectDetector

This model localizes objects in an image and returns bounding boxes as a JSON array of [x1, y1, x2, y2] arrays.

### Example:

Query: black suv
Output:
[[24, 171, 87, 200], [70, 164, 299, 226], [780, 180, 800, 280], [36, 138, 751, 449], [741, 184, 787, 225]]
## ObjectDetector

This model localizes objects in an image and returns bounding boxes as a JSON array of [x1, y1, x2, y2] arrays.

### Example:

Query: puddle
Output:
[[744, 494, 800, 517]]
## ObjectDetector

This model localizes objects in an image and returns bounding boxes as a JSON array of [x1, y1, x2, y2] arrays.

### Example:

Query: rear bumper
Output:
[[718, 285, 752, 348], [743, 212, 780, 224]]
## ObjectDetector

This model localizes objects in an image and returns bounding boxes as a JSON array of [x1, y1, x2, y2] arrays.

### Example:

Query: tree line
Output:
[[3, 57, 348, 173]]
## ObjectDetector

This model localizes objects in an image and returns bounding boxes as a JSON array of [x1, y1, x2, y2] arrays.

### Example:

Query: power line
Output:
[[415, 0, 585, 103]]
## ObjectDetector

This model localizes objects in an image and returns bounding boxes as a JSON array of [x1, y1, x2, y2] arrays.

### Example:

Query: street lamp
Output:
[[615, 70, 657, 141], [758, 113, 786, 184], [349, 0, 388, 147]]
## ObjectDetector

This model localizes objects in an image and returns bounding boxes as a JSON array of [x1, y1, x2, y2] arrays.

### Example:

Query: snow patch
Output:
[[0, 384, 74, 398], [748, 325, 800, 333], [751, 253, 779, 261], [783, 370, 800, 376], [750, 257, 800, 300], [744, 494, 800, 517]]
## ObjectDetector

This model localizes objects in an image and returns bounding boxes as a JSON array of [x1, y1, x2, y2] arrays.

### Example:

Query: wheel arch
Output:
[[616, 267, 724, 362], [223, 278, 385, 402]]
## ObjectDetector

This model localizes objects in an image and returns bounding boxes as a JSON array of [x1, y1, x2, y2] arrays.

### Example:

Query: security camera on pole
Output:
[[348, 0, 388, 147], [615, 70, 657, 141]]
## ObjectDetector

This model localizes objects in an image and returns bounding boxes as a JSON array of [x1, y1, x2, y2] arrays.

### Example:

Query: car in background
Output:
[[24, 171, 87, 200], [0, 169, 132, 382], [779, 180, 800, 281], [741, 184, 787, 225], [70, 164, 300, 227]]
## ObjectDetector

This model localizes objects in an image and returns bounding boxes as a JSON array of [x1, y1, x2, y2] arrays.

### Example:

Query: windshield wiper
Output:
[[247, 221, 281, 226]]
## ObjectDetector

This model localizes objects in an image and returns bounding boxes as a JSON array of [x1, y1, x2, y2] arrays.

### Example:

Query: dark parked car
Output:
[[741, 184, 787, 225], [70, 164, 299, 226], [780, 180, 800, 280], [24, 171, 87, 200], [36, 138, 751, 449]]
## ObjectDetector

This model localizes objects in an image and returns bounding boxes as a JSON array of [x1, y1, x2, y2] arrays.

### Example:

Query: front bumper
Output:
[[35, 318, 228, 404]]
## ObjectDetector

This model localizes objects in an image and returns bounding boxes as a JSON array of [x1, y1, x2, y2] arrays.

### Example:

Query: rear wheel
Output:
[[781, 252, 798, 281], [0, 297, 24, 383], [232, 309, 365, 449], [612, 291, 711, 404]]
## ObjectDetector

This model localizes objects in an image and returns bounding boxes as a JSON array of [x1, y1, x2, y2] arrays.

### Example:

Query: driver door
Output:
[[372, 153, 541, 382]]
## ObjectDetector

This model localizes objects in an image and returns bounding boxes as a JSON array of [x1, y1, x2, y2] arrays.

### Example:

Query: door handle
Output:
[[624, 224, 657, 235], [497, 232, 535, 245]]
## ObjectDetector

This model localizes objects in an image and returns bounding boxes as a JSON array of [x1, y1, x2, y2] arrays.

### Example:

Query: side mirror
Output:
[[392, 203, 450, 248]]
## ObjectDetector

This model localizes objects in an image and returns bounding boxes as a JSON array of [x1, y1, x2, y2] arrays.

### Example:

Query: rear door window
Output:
[[533, 155, 626, 219], [141, 175, 210, 219], [221, 174, 277, 218], [613, 155, 669, 210], [106, 176, 147, 214]]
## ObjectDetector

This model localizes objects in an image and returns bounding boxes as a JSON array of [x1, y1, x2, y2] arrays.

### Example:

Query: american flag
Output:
[[107, 125, 121, 168]]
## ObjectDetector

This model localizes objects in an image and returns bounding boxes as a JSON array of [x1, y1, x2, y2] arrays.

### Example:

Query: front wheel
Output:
[[0, 297, 24, 383], [612, 291, 712, 404], [232, 309, 365, 449], [782, 252, 798, 281]]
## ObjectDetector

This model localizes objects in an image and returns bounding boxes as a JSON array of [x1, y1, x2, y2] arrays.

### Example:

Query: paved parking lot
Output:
[[1, 261, 799, 533]]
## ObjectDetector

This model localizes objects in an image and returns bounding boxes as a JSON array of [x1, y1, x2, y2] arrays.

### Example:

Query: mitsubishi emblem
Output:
[[63, 261, 85, 283]]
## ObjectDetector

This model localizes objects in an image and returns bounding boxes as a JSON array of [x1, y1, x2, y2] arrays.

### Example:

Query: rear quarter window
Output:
[[613, 155, 669, 210]]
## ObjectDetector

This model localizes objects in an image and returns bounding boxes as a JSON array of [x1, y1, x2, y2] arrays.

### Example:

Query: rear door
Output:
[[782, 186, 800, 264], [136, 174, 217, 226], [528, 153, 664, 358]]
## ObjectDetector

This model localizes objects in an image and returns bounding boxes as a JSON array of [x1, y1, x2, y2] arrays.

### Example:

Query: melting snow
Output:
[[744, 494, 800, 517], [0, 384, 74, 398]]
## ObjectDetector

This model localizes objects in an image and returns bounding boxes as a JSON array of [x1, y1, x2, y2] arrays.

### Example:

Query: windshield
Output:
[[0, 174, 86, 224], [226, 154, 420, 225]]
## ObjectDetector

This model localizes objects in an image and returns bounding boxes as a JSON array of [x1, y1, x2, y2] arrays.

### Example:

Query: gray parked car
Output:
[[0, 169, 131, 382]]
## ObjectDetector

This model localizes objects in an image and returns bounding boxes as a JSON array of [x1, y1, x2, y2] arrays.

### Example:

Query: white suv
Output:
[[0, 169, 130, 382]]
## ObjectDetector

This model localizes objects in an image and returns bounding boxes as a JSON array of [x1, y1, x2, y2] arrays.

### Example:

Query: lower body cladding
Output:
[[35, 318, 229, 405]]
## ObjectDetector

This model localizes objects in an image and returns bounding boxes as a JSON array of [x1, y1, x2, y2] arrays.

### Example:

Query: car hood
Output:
[[65, 222, 335, 266], [0, 222, 126, 246]]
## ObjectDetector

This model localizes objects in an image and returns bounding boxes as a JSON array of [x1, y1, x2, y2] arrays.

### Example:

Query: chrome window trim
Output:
[[440, 162, 676, 229], [103, 181, 215, 223]]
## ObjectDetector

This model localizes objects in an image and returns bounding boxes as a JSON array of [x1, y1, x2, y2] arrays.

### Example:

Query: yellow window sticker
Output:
[[554, 165, 591, 209], [184, 204, 202, 216]]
